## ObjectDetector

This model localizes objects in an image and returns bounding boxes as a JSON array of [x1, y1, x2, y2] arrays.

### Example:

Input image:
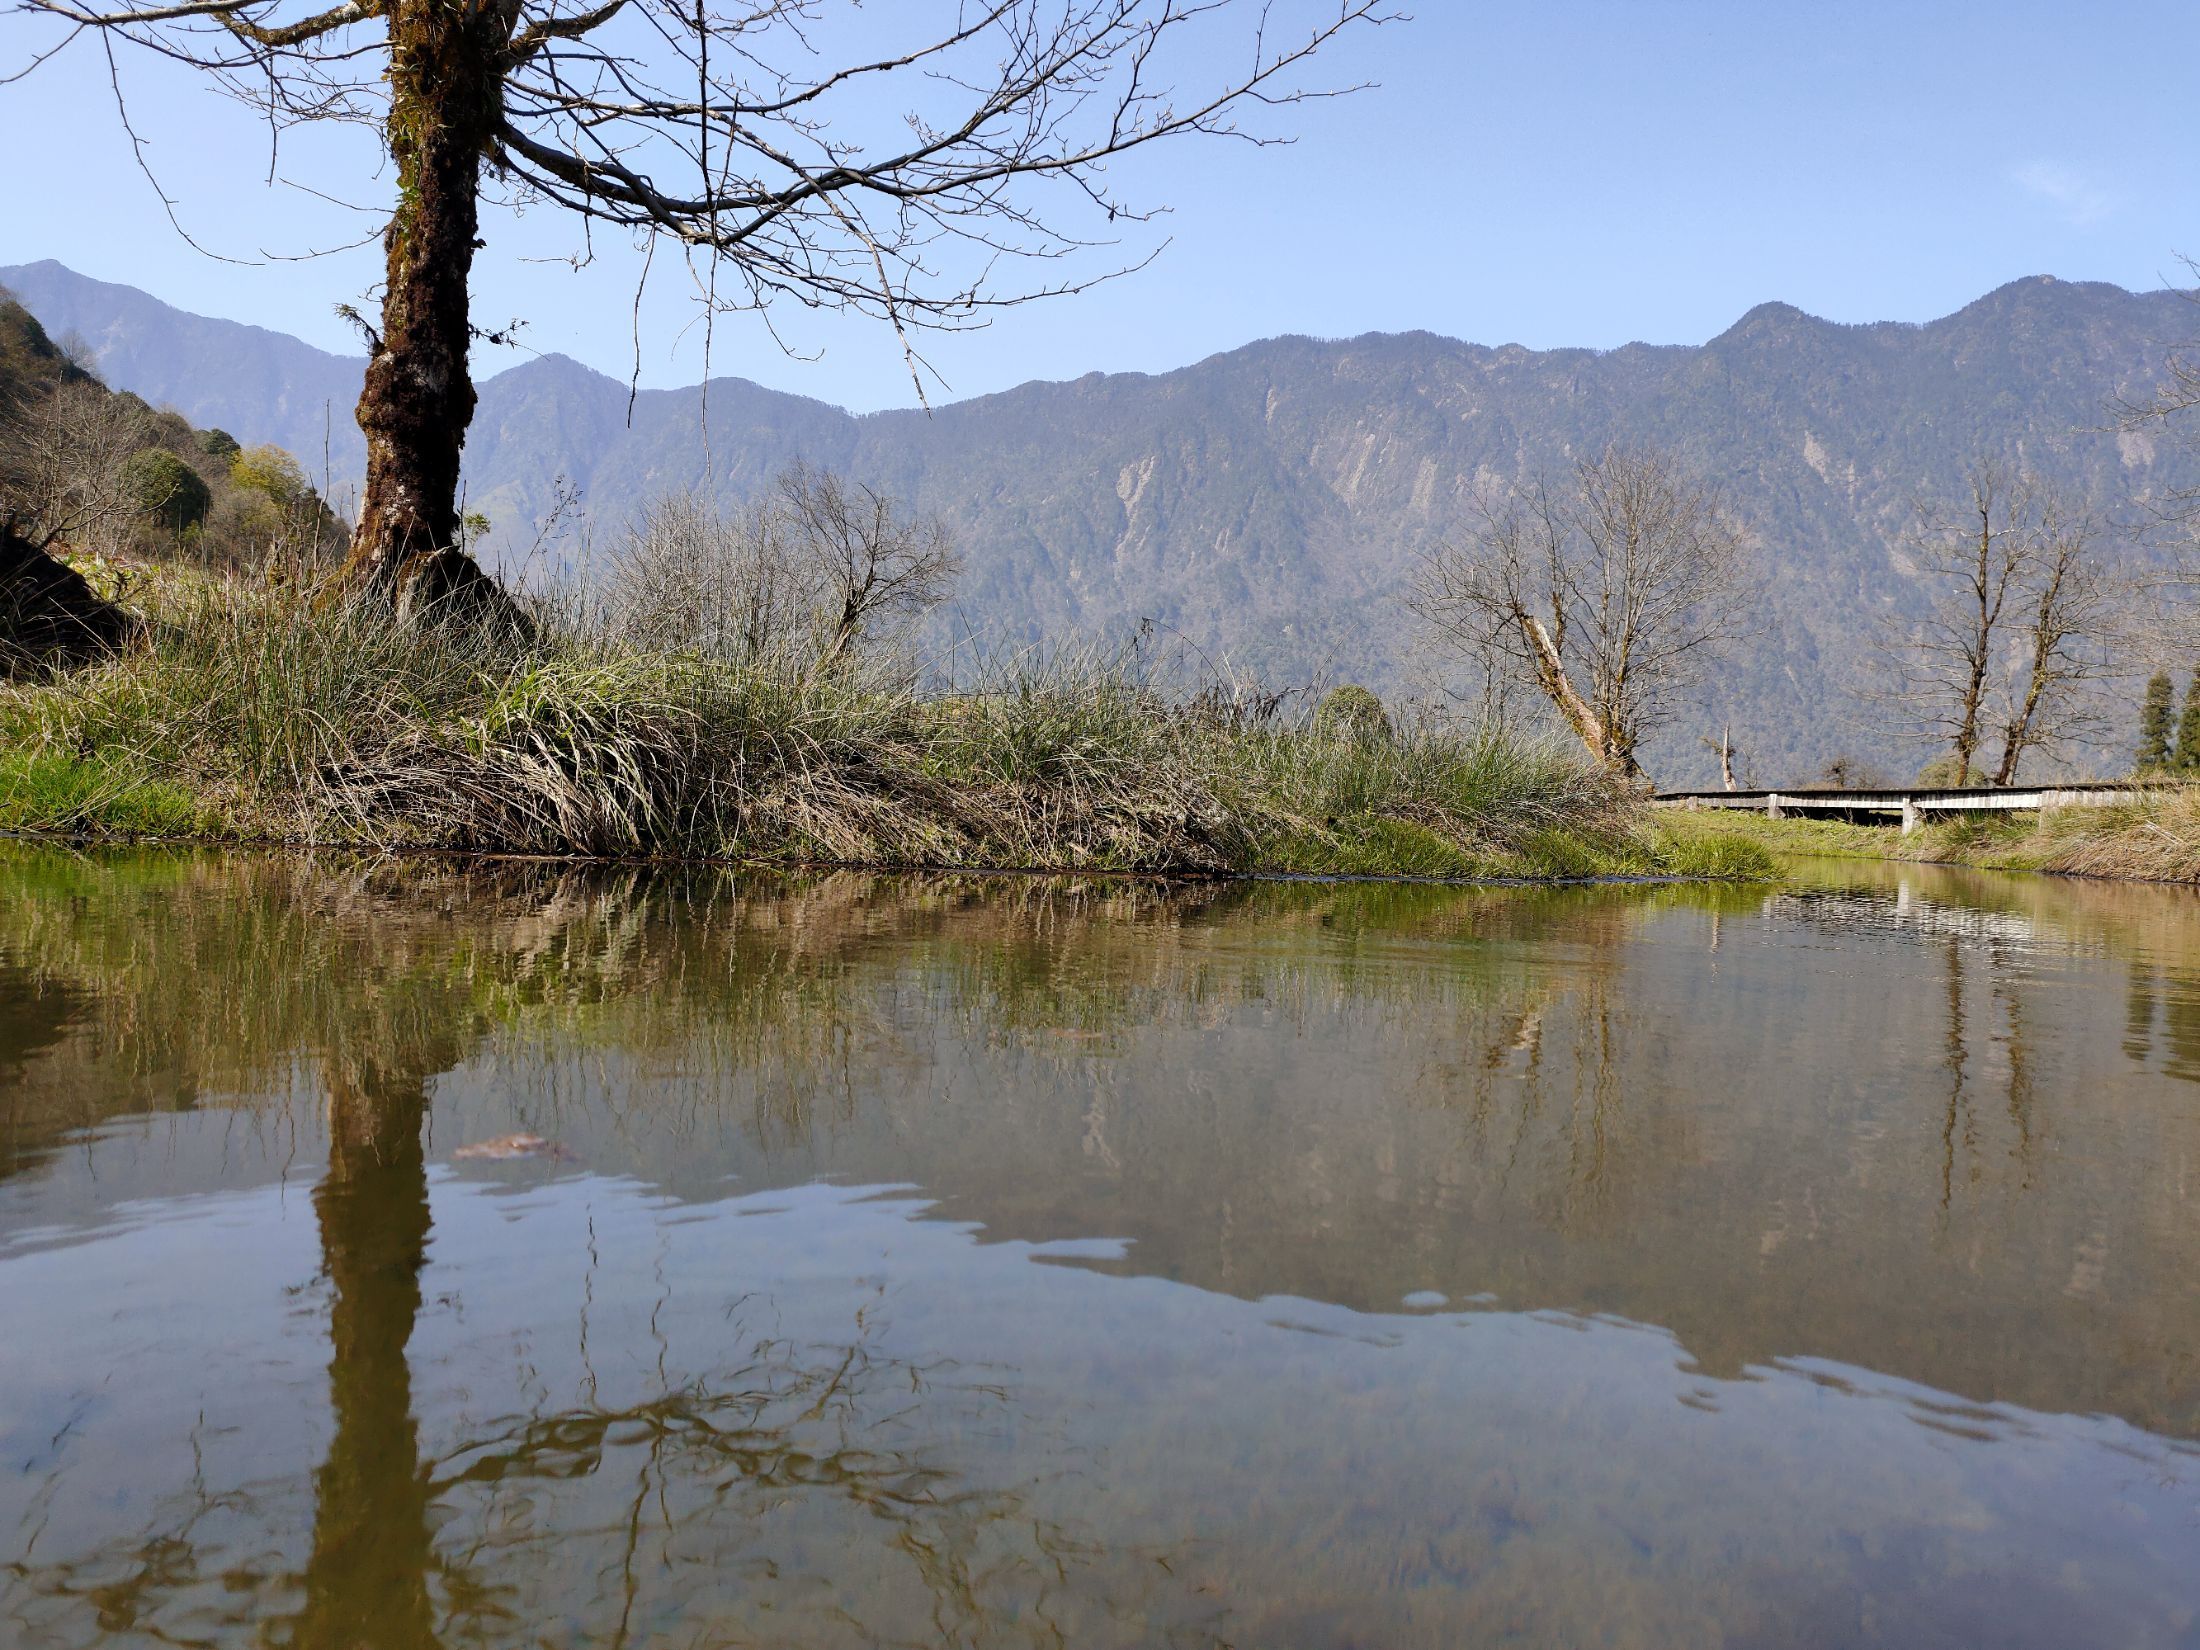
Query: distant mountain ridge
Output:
[[6, 258, 2195, 783], [0, 261, 366, 489]]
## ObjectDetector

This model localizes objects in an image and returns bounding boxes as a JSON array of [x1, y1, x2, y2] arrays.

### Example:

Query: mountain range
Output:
[[6, 257, 2195, 785]]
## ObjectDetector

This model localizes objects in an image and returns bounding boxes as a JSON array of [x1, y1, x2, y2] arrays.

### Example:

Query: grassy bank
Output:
[[1663, 796, 2200, 885], [1, 563, 1769, 881]]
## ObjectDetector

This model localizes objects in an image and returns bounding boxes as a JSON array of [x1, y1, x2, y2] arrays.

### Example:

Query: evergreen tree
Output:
[[2138, 672, 2176, 772], [2177, 673, 2200, 775]]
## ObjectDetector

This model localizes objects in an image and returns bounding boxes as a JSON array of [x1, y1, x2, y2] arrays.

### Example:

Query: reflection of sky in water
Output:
[[6, 1165, 2199, 1650]]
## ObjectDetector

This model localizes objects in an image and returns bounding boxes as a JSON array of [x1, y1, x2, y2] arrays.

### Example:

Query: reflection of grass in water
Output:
[[1635, 812, 2200, 966], [0, 850, 1639, 1055], [0, 846, 1792, 1183]]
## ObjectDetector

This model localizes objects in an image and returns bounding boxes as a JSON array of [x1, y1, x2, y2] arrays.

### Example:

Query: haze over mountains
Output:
[[6, 257, 2194, 784]]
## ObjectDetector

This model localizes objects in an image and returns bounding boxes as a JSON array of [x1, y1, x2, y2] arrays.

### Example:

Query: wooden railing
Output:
[[1653, 782, 2159, 835]]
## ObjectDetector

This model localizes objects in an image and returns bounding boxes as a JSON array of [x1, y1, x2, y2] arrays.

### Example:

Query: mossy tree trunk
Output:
[[338, 0, 515, 622]]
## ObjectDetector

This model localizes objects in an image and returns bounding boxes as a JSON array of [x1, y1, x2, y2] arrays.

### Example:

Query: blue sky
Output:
[[1, 1, 2193, 411]]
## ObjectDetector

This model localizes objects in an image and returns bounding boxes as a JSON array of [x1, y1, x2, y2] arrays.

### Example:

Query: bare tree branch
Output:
[[1411, 446, 1752, 784], [1874, 459, 2117, 785], [5, 0, 1392, 610]]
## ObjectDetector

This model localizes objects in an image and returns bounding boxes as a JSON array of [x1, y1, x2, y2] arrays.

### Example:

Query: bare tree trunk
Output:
[[338, 0, 515, 624], [1952, 670, 1987, 785], [1951, 601, 1989, 786], [1949, 499, 2004, 787], [1719, 725, 1736, 791], [1520, 611, 1608, 758], [1993, 666, 2047, 786], [816, 592, 863, 674]]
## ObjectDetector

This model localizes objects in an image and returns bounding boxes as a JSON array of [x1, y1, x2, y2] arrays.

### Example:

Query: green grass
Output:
[[1643, 825, 1779, 881], [1659, 798, 2200, 885], [0, 746, 207, 837], [0, 565, 1771, 881]]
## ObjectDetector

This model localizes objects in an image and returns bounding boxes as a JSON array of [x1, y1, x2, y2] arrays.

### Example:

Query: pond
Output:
[[3, 848, 2198, 1647]]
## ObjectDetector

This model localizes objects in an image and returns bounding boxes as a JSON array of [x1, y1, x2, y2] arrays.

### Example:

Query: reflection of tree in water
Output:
[[2120, 962, 2200, 1084], [1381, 892, 1645, 1232], [2125, 964, 2157, 1064], [1919, 931, 2046, 1213], [421, 1331, 1196, 1649], [292, 1060, 439, 1650], [1938, 938, 1971, 1217], [4, 1044, 1219, 1650], [1773, 892, 2064, 1213], [0, 961, 91, 1182]]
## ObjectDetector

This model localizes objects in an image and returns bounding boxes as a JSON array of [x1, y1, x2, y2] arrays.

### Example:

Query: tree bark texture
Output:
[[339, 0, 515, 623]]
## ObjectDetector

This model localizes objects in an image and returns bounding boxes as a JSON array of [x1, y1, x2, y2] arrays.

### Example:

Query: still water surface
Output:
[[3, 848, 2199, 1647]]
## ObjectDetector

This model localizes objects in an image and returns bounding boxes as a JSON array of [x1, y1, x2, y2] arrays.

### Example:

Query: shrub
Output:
[[1813, 754, 1887, 790], [2177, 671, 2200, 775], [1314, 684, 1392, 744], [1913, 753, 1985, 788], [120, 447, 213, 534], [229, 444, 313, 508]]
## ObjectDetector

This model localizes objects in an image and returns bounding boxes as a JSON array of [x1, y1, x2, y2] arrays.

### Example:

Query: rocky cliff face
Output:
[[11, 260, 2195, 782]]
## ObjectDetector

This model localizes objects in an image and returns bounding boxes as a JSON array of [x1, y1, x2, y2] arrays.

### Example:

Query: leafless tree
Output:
[[0, 377, 144, 553], [2120, 258, 2200, 470], [606, 465, 956, 669], [53, 329, 104, 380], [1812, 754, 1888, 790], [1988, 501, 2113, 783], [0, 371, 144, 668], [777, 461, 958, 670], [7, 1, 1392, 622], [1412, 445, 1752, 783], [607, 493, 802, 664], [1878, 459, 2113, 786], [1700, 723, 1741, 790]]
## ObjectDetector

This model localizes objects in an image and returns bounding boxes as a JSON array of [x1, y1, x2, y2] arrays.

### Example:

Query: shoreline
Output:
[[0, 820, 1756, 889], [1662, 803, 2200, 888]]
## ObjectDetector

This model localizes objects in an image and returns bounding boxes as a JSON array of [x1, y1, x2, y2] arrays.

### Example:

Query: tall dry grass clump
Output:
[[2026, 791, 2200, 883], [2, 478, 1666, 876]]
